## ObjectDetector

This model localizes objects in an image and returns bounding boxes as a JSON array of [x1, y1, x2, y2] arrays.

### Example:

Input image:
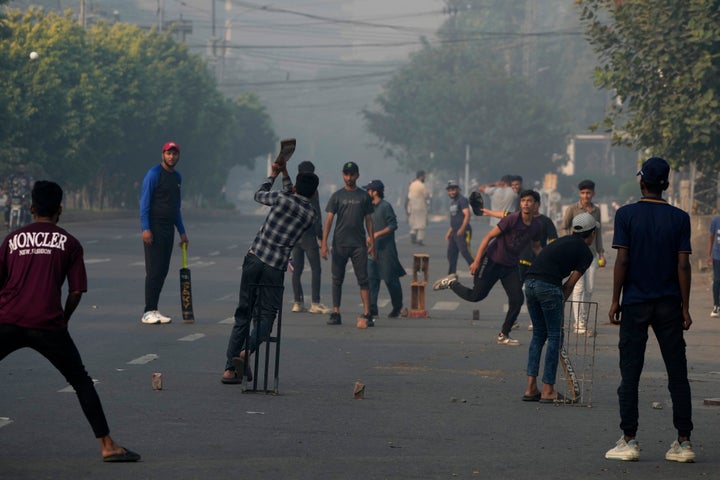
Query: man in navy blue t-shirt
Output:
[[605, 157, 695, 463]]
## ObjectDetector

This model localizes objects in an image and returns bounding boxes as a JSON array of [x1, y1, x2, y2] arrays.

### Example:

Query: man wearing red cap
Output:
[[139, 141, 189, 324]]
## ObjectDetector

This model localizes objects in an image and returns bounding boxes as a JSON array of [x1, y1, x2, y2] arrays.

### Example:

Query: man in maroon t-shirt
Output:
[[0, 181, 140, 463], [433, 190, 543, 346]]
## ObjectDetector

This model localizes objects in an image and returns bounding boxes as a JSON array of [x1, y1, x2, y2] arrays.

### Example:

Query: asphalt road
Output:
[[1, 211, 719, 479]]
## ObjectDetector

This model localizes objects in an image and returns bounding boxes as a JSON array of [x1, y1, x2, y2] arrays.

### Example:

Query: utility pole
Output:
[[79, 0, 86, 28], [157, 0, 164, 31]]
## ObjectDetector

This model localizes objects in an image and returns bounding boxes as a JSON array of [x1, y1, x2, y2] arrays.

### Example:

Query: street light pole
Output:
[[464, 144, 470, 194]]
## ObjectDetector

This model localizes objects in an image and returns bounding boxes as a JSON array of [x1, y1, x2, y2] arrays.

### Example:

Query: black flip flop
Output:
[[221, 373, 241, 385], [103, 448, 141, 463], [540, 393, 569, 404], [522, 392, 541, 402]]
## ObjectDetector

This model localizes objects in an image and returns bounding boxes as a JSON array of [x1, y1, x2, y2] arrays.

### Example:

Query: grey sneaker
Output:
[[665, 440, 696, 463], [497, 333, 520, 346], [432, 273, 458, 291], [605, 436, 640, 461]]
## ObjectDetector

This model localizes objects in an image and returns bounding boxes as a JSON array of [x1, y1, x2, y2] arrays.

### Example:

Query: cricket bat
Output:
[[180, 243, 195, 323], [559, 343, 581, 403], [275, 138, 296, 168]]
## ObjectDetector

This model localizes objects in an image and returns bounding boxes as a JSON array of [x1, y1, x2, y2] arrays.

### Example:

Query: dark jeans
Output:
[[225, 253, 284, 371], [291, 238, 322, 304], [368, 258, 403, 316], [524, 279, 564, 385], [617, 298, 693, 438], [143, 222, 175, 312], [447, 229, 474, 275], [450, 256, 524, 336], [0, 324, 110, 438], [331, 245, 369, 308], [713, 259, 720, 306]]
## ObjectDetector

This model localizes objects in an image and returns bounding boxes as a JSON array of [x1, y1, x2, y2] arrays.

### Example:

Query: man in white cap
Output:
[[521, 212, 595, 404]]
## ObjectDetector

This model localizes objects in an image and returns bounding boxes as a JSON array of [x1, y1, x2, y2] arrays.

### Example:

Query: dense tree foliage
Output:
[[579, 0, 720, 172], [0, 7, 275, 208], [363, 0, 606, 183], [363, 43, 567, 181]]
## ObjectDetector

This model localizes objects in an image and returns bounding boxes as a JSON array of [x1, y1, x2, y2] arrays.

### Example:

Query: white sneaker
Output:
[[432, 273, 457, 291], [573, 321, 587, 334], [291, 302, 305, 313], [528, 323, 533, 331], [497, 333, 520, 346], [665, 440, 696, 463], [155, 311, 172, 324], [711, 306, 720, 318], [141, 311, 161, 324], [308, 303, 331, 314], [511, 322, 519, 330], [605, 436, 640, 461]]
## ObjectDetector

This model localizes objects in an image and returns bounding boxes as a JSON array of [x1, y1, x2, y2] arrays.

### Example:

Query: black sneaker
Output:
[[327, 312, 342, 325], [388, 307, 408, 318], [365, 313, 375, 327]]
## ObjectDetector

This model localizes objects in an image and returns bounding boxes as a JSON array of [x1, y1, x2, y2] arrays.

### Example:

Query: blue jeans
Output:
[[225, 253, 284, 371], [524, 279, 564, 386], [713, 259, 720, 306], [617, 298, 693, 438]]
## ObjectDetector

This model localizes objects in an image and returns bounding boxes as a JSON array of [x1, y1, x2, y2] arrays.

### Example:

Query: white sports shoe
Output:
[[605, 436, 640, 461], [155, 311, 172, 324], [291, 302, 305, 313], [141, 311, 161, 324], [432, 273, 457, 291], [665, 440, 696, 463], [308, 303, 331, 314], [711, 306, 720, 318], [497, 333, 520, 346]]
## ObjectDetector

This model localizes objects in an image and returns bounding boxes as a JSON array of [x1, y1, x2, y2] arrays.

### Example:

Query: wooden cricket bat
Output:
[[275, 138, 296, 167], [180, 243, 195, 323], [559, 344, 581, 403]]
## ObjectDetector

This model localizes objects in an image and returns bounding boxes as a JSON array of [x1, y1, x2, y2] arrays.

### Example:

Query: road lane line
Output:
[[127, 354, 158, 365], [178, 333, 205, 342]]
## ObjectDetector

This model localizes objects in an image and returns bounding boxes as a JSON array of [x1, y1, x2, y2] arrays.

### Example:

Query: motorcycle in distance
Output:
[[8, 195, 29, 230]]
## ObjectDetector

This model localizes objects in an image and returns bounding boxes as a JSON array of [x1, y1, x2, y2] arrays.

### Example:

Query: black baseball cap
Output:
[[342, 162, 359, 174]]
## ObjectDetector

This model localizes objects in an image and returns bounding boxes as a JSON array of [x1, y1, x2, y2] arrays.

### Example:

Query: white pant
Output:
[[571, 258, 597, 324]]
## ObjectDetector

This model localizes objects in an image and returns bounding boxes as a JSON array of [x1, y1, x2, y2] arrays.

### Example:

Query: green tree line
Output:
[[0, 6, 275, 209]]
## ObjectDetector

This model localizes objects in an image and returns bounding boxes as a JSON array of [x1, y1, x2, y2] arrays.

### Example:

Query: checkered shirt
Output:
[[250, 175, 316, 270]]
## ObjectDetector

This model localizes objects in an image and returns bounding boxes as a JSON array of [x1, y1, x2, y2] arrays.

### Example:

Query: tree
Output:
[[579, 0, 720, 172], [363, 26, 567, 181], [0, 7, 276, 209]]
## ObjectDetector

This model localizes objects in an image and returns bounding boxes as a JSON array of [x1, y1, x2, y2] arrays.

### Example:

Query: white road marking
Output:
[[207, 251, 221, 257], [228, 244, 240, 250], [215, 293, 236, 301], [130, 261, 145, 266], [127, 354, 159, 365], [431, 301, 461, 310], [85, 258, 111, 264], [178, 333, 205, 342], [189, 261, 215, 268], [0, 417, 14, 429], [220, 317, 235, 324]]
